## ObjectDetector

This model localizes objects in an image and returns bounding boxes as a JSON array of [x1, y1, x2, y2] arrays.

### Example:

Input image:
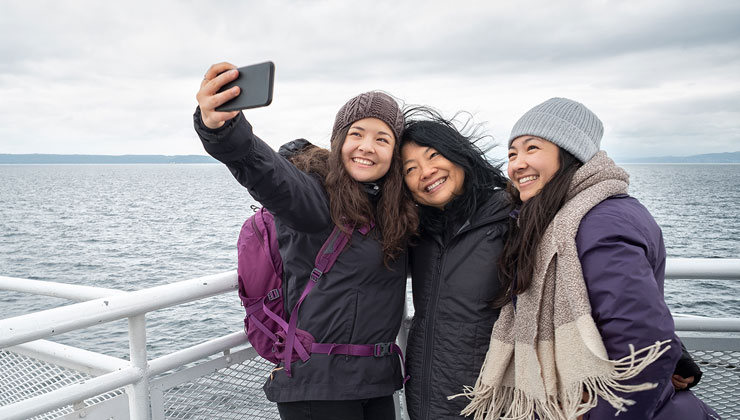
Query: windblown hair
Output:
[[401, 106, 507, 235], [325, 125, 419, 266], [494, 148, 582, 308], [288, 144, 330, 184]]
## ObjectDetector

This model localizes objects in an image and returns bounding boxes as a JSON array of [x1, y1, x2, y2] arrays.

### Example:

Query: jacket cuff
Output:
[[193, 107, 254, 163], [674, 355, 703, 389]]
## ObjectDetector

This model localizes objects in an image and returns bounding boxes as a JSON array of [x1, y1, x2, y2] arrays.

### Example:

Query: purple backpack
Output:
[[237, 208, 407, 379]]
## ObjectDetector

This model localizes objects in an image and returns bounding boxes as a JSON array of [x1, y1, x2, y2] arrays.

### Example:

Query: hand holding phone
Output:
[[215, 61, 275, 112]]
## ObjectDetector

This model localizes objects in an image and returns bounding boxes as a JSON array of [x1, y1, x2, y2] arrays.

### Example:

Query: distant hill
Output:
[[0, 154, 218, 164], [616, 151, 740, 164]]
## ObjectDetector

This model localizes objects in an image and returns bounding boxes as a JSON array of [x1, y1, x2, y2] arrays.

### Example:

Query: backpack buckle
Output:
[[310, 268, 323, 282], [267, 289, 280, 301], [374, 342, 392, 357]]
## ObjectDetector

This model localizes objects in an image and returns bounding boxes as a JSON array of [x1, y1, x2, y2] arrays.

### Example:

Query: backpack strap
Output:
[[283, 225, 351, 376]]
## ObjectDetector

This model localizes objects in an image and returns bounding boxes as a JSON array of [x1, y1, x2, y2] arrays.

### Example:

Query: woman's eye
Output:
[[430, 152, 440, 158], [527, 145, 539, 151], [377, 137, 390, 144], [508, 152, 516, 160], [404, 166, 415, 175]]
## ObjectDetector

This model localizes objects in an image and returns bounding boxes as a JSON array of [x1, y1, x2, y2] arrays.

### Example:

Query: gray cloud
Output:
[[0, 0, 738, 158]]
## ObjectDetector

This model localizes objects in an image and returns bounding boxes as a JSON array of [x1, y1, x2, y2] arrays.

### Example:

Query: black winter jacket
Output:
[[405, 190, 510, 419], [194, 110, 406, 402]]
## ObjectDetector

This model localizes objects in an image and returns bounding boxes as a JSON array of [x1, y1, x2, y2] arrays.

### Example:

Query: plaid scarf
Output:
[[454, 151, 671, 420]]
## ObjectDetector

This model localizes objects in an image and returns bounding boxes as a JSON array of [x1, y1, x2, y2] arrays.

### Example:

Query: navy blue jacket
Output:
[[194, 109, 406, 402], [578, 195, 718, 419]]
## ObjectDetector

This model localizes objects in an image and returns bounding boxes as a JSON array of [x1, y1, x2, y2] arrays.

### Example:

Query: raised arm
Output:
[[193, 63, 330, 231]]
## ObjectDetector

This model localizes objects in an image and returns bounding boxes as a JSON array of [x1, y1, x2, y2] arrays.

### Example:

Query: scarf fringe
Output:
[[454, 339, 672, 419]]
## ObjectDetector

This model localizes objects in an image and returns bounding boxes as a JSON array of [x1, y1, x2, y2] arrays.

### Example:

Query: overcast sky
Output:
[[1, 0, 739, 162]]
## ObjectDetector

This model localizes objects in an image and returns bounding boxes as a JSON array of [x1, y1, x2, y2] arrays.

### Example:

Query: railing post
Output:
[[127, 314, 151, 420]]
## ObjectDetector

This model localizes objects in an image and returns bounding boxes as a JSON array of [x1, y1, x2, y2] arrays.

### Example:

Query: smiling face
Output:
[[507, 136, 561, 202], [401, 142, 465, 210], [340, 117, 396, 182]]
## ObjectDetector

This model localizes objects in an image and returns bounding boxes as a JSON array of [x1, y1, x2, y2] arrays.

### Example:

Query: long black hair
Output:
[[493, 148, 582, 308], [401, 106, 507, 235]]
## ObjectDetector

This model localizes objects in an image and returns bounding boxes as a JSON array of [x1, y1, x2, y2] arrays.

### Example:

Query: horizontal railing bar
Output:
[[674, 317, 740, 332], [151, 345, 258, 392], [7, 339, 129, 376], [677, 335, 740, 351], [0, 365, 143, 420], [0, 271, 238, 349], [400, 313, 740, 333], [665, 258, 740, 280], [0, 276, 125, 302], [148, 331, 248, 376]]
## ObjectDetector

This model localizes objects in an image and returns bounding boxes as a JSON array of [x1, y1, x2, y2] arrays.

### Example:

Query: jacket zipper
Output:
[[420, 243, 445, 420], [251, 214, 265, 248], [417, 216, 504, 418]]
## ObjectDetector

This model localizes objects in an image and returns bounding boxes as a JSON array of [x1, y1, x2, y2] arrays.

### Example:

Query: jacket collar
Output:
[[428, 188, 511, 244]]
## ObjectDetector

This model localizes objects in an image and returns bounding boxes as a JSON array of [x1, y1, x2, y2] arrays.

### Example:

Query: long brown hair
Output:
[[325, 125, 418, 266], [494, 148, 582, 308], [288, 144, 330, 183]]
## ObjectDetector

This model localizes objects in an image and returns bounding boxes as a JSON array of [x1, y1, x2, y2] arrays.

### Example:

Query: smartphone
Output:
[[215, 61, 275, 112]]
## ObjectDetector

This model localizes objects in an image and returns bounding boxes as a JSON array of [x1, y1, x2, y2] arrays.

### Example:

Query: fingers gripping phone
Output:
[[216, 61, 275, 112]]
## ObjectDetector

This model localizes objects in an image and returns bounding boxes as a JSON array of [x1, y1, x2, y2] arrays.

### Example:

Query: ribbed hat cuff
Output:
[[509, 112, 599, 163]]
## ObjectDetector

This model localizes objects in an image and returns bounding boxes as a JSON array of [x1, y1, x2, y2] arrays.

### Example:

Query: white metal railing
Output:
[[0, 271, 240, 420], [0, 271, 238, 348], [0, 276, 125, 302], [664, 258, 740, 279], [666, 259, 740, 334], [1, 258, 739, 420]]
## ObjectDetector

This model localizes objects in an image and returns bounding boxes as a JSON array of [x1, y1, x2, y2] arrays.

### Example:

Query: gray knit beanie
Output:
[[331, 91, 404, 144], [508, 97, 603, 163]]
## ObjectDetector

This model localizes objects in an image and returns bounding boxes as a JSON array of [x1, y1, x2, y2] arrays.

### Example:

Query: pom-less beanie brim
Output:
[[509, 97, 603, 163], [331, 91, 404, 143]]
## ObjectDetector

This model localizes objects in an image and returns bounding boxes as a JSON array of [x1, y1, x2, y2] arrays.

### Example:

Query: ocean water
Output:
[[1, 163, 739, 359]]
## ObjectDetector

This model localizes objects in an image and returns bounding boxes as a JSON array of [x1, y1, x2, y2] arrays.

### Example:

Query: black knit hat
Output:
[[331, 91, 404, 143]]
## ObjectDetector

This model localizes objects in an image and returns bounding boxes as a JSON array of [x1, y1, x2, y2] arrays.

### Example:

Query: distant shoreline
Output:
[[1, 152, 739, 164], [614, 151, 740, 164], [0, 154, 218, 164]]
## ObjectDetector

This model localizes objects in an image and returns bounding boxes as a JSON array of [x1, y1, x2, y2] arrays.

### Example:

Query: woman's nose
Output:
[[509, 154, 526, 171], [420, 163, 437, 179], [357, 137, 374, 153]]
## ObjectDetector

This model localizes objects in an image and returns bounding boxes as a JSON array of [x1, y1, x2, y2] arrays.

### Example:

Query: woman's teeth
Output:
[[353, 158, 374, 165], [426, 178, 446, 192], [519, 175, 539, 184]]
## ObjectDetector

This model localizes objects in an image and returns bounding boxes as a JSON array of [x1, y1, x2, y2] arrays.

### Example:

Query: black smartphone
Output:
[[215, 61, 275, 112]]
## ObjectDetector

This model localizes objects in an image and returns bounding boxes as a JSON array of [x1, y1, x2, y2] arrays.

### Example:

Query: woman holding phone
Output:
[[194, 62, 418, 420], [461, 97, 719, 419], [399, 108, 510, 419]]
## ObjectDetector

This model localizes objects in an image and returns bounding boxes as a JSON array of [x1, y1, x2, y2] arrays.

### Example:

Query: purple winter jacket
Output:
[[577, 195, 719, 420]]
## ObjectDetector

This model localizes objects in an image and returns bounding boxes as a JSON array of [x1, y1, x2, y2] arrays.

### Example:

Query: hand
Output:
[[672, 374, 695, 390], [196, 62, 241, 129]]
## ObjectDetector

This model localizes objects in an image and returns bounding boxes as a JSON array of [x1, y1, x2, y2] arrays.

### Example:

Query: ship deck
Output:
[[1, 258, 739, 419]]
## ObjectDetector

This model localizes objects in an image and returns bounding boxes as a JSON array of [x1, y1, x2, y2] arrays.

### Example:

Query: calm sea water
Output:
[[1, 163, 739, 359]]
